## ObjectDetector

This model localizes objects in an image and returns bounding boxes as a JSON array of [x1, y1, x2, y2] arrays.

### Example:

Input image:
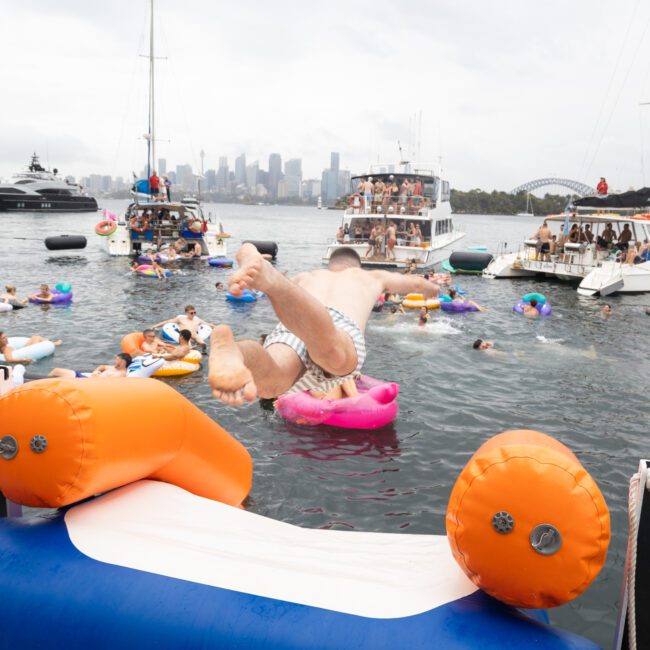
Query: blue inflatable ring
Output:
[[522, 292, 546, 305]]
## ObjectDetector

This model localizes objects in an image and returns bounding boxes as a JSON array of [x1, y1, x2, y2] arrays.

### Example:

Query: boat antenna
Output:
[[397, 140, 408, 167], [147, 0, 155, 179]]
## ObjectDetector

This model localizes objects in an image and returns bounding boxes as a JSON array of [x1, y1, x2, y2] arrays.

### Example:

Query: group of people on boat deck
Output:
[[148, 170, 172, 201], [336, 219, 424, 258], [531, 219, 650, 264], [353, 176, 428, 215]]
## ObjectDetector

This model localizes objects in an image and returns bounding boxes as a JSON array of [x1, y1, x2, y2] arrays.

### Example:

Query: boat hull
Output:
[[0, 195, 98, 212]]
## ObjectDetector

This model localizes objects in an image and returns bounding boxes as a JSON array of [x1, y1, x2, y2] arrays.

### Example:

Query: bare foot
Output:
[[229, 243, 276, 296], [208, 325, 257, 406], [53, 340, 63, 346]]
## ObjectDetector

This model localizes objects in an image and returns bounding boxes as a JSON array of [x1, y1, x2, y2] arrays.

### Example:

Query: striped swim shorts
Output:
[[263, 307, 366, 394]]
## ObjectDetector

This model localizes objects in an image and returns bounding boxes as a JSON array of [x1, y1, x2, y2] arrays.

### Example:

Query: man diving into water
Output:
[[209, 244, 439, 406]]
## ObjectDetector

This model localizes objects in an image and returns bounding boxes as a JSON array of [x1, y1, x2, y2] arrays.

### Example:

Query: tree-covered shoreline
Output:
[[451, 189, 574, 216]]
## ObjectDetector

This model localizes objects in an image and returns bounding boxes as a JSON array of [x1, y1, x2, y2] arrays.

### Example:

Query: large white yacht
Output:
[[323, 162, 465, 270], [0, 154, 97, 212], [483, 189, 650, 295]]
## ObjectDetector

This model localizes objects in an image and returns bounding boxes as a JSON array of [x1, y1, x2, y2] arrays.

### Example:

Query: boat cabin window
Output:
[[0, 188, 27, 194], [435, 218, 453, 236], [37, 189, 72, 196], [14, 180, 35, 184], [441, 181, 450, 202]]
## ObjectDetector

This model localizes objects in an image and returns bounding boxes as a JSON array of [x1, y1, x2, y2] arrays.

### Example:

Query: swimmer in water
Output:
[[523, 299, 539, 319], [600, 304, 612, 318], [1, 285, 28, 307], [208, 244, 439, 405], [473, 339, 493, 351], [418, 306, 429, 326]]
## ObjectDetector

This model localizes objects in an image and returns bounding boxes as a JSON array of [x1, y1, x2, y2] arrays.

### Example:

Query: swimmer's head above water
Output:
[[473, 339, 493, 350]]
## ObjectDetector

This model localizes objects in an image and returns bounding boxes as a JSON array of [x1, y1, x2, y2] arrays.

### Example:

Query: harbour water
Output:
[[2, 202, 649, 647]]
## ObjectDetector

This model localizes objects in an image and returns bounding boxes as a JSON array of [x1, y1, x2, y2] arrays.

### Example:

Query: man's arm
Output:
[[373, 271, 439, 298], [150, 317, 173, 329]]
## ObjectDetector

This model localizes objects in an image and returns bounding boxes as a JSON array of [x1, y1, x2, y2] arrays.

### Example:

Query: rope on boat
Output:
[[626, 471, 643, 650]]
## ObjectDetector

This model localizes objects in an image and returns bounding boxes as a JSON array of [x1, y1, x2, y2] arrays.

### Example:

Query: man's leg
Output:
[[229, 244, 359, 376], [209, 325, 303, 405]]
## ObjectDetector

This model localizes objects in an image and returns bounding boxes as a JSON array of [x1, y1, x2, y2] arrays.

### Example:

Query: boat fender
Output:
[[0, 377, 252, 508], [243, 240, 278, 259], [446, 429, 610, 609], [45, 235, 87, 251]]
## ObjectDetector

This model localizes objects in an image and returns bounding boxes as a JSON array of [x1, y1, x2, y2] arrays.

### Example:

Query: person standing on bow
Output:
[[149, 170, 160, 199]]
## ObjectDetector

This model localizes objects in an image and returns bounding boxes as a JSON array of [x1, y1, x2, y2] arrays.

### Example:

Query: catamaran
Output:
[[483, 188, 650, 295], [323, 162, 465, 270]]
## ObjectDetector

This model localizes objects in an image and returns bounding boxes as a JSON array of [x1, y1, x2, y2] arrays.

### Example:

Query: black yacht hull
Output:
[[0, 196, 98, 212]]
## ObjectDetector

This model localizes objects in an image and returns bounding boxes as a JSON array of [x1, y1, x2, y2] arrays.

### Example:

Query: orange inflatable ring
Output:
[[95, 220, 117, 236], [121, 332, 145, 356], [0, 377, 252, 508], [129, 215, 149, 233], [446, 430, 610, 609]]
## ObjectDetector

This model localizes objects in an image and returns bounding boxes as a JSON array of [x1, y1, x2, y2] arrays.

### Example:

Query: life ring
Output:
[[95, 220, 117, 236], [129, 216, 149, 234], [348, 193, 362, 207], [188, 220, 203, 234], [217, 233, 232, 239]]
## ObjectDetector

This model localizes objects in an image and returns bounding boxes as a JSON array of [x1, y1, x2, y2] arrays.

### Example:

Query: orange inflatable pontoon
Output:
[[0, 378, 252, 508], [446, 429, 610, 609]]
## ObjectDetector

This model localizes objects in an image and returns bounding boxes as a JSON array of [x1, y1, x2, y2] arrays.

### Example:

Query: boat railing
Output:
[[511, 241, 621, 274]]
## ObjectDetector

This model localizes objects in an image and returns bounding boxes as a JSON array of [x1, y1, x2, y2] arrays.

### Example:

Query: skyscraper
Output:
[[158, 158, 167, 176], [235, 154, 246, 186], [283, 158, 302, 198], [268, 153, 282, 199], [245, 161, 259, 191], [216, 157, 229, 191], [330, 152, 340, 173]]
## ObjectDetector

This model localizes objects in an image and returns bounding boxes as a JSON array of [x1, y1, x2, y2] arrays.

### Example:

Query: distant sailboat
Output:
[[516, 193, 534, 218]]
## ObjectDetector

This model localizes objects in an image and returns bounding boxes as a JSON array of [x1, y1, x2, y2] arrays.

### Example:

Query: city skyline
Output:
[[2, 1, 650, 193]]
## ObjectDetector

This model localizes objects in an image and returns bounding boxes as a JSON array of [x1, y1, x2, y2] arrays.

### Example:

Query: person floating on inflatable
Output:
[[442, 288, 487, 313], [29, 284, 55, 303], [152, 305, 215, 347], [48, 353, 133, 379], [1, 285, 28, 308], [0, 332, 62, 364], [152, 329, 193, 362], [141, 329, 175, 355], [208, 244, 439, 405]]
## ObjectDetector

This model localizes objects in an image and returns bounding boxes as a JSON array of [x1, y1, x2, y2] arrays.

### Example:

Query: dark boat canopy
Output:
[[573, 188, 650, 209]]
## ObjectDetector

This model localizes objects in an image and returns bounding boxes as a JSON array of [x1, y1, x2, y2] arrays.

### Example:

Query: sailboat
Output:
[[516, 193, 534, 218], [99, 0, 227, 258]]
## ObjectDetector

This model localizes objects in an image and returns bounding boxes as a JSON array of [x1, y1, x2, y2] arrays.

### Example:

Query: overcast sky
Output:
[[2, 0, 650, 191]]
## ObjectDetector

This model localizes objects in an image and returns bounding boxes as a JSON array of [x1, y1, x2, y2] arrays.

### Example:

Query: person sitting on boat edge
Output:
[[448, 288, 487, 312], [624, 241, 644, 265], [207, 244, 439, 406], [617, 223, 632, 252], [1, 285, 28, 307], [153, 329, 192, 361], [48, 353, 132, 379], [597, 222, 615, 250]]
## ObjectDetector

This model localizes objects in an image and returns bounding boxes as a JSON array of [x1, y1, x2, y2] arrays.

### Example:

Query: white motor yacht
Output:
[[0, 154, 97, 213], [483, 188, 650, 295], [323, 162, 465, 270]]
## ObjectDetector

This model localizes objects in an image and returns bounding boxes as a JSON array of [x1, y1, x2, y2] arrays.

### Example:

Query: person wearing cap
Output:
[[597, 177, 608, 195]]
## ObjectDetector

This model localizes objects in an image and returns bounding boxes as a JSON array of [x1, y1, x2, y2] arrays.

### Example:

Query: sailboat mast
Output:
[[148, 0, 155, 178]]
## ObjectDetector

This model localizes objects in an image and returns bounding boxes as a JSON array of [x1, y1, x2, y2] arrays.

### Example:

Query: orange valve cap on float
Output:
[[0, 378, 252, 508], [445, 430, 610, 609]]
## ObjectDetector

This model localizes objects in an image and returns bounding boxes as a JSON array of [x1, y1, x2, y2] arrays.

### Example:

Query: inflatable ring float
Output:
[[28, 289, 73, 305], [402, 294, 440, 310], [208, 257, 234, 268], [225, 289, 258, 303], [153, 350, 202, 377], [275, 375, 399, 429], [513, 296, 552, 316], [0, 337, 55, 362], [95, 220, 117, 237], [440, 301, 478, 313]]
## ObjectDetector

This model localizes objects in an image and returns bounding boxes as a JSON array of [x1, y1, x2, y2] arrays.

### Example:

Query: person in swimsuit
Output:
[[386, 221, 397, 260], [152, 305, 214, 346], [1, 285, 28, 307], [48, 353, 132, 378], [523, 299, 539, 318], [29, 284, 55, 303], [448, 288, 487, 312], [141, 329, 175, 354], [153, 329, 192, 361], [0, 332, 62, 363], [365, 224, 379, 258], [207, 244, 439, 406], [418, 307, 429, 327]]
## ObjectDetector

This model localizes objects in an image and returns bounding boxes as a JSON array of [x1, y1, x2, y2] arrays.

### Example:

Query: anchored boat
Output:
[[323, 162, 465, 271]]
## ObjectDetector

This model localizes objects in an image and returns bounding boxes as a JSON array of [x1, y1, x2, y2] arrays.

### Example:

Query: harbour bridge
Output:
[[511, 178, 595, 197]]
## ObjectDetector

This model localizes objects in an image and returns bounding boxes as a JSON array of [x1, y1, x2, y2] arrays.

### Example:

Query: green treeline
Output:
[[450, 189, 575, 215]]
